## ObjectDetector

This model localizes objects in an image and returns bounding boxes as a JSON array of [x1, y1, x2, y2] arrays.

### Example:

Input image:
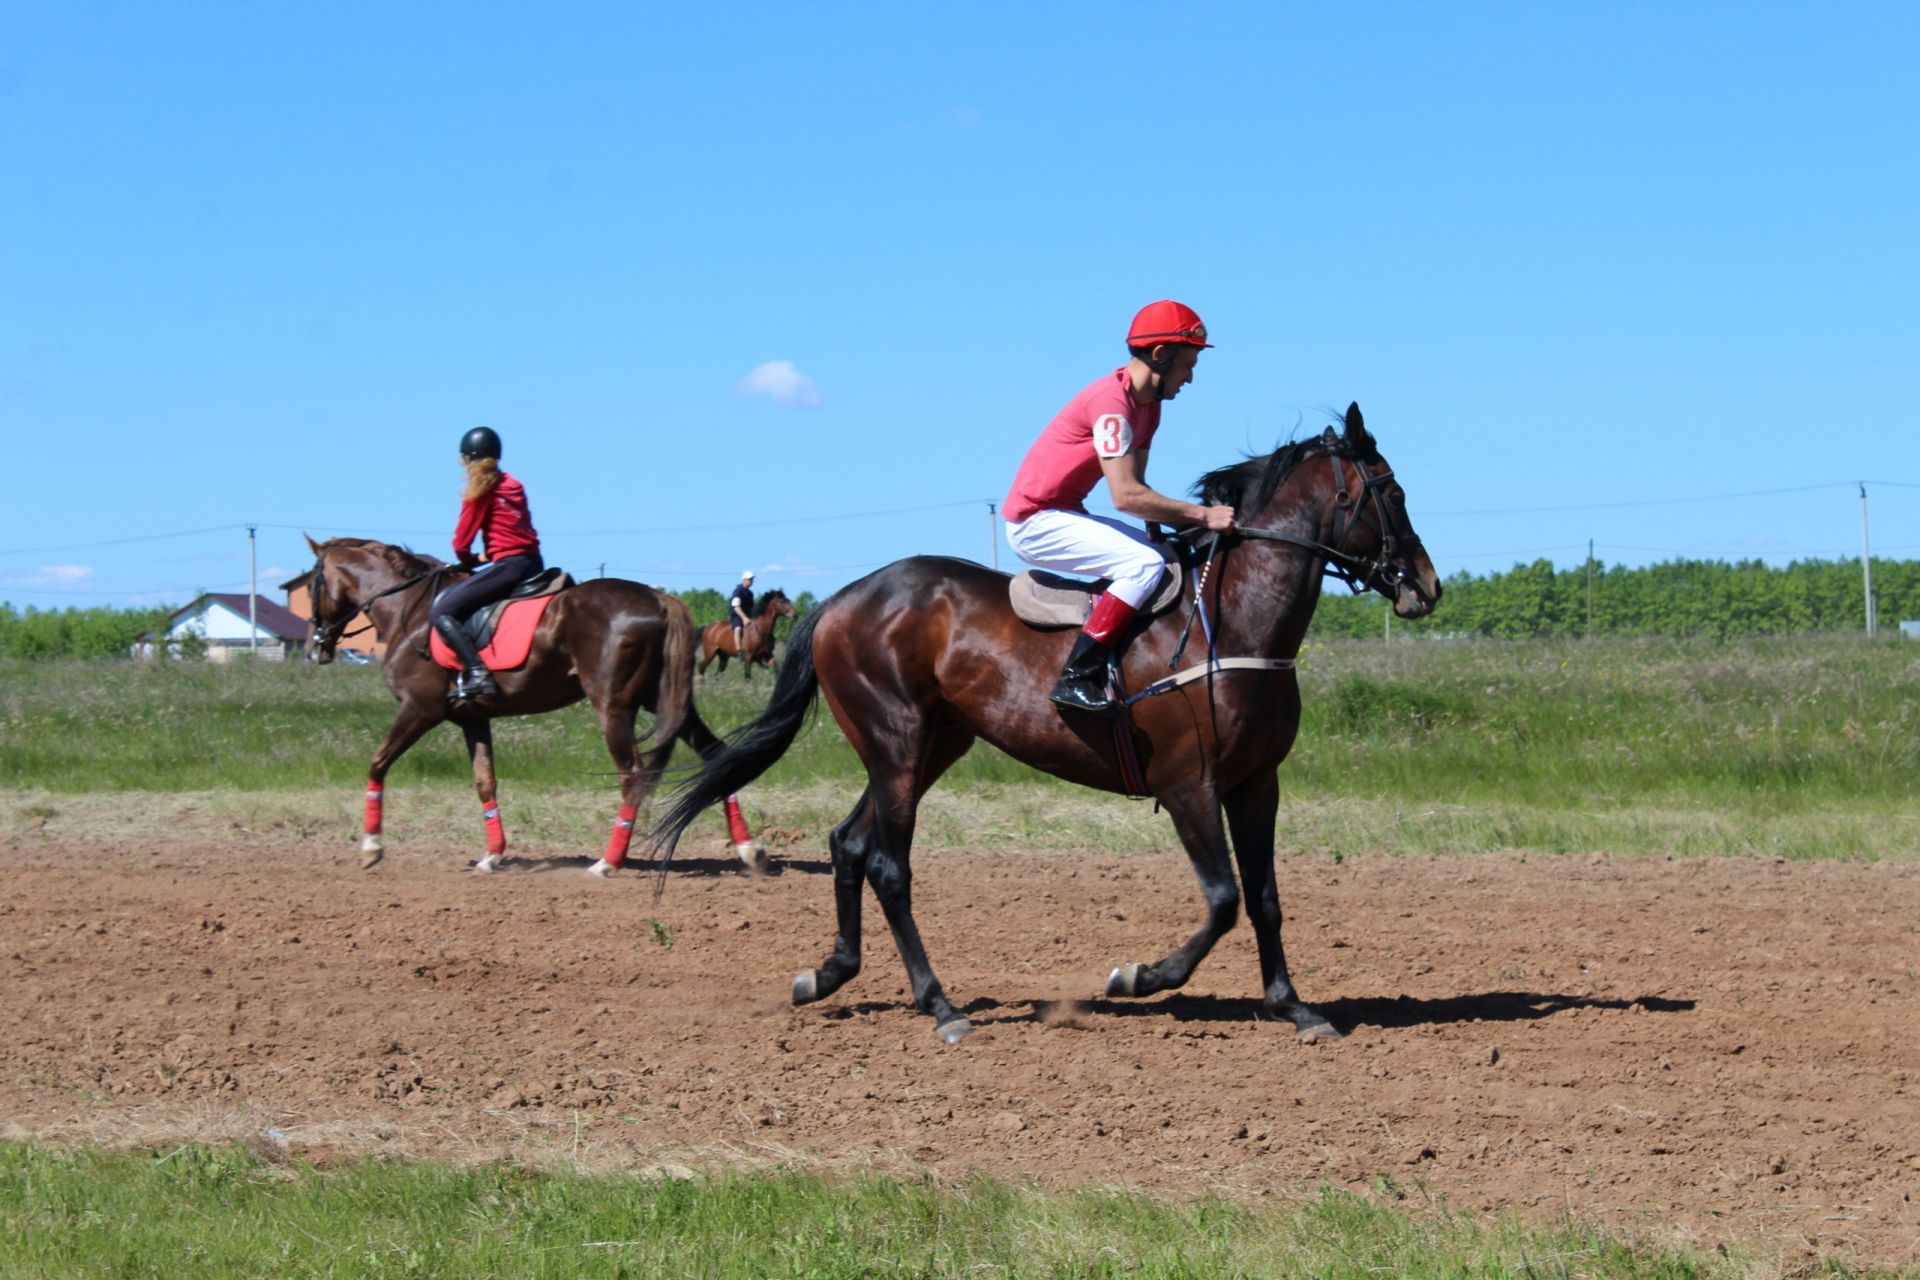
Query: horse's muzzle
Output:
[[1394, 577, 1440, 619]]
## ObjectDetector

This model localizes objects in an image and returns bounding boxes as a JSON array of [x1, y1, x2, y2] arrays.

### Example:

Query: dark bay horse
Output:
[[303, 536, 767, 876], [653, 405, 1440, 1042], [697, 588, 795, 680]]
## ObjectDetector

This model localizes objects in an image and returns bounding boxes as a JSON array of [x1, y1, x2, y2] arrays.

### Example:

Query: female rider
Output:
[[429, 426, 543, 699]]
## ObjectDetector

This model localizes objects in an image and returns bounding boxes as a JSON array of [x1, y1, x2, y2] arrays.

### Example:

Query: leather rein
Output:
[[308, 563, 459, 652], [1132, 446, 1417, 706], [1218, 448, 1419, 596]]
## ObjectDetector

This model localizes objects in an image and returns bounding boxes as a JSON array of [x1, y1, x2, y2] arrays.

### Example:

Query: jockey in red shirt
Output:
[[1003, 301, 1236, 715], [429, 426, 544, 699]]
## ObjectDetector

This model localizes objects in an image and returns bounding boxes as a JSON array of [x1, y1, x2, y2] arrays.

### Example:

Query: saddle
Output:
[[1009, 554, 1184, 629], [428, 568, 574, 671]]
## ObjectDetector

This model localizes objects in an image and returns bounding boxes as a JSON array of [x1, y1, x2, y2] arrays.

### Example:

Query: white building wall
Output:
[[152, 600, 292, 658], [197, 601, 268, 642]]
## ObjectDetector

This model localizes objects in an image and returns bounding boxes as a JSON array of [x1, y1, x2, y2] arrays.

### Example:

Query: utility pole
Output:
[[598, 562, 606, 580], [987, 501, 999, 572], [1586, 538, 1594, 640], [1859, 483, 1876, 638], [247, 524, 259, 656]]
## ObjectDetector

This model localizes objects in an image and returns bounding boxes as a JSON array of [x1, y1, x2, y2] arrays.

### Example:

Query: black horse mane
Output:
[[1190, 416, 1380, 513], [321, 537, 447, 578]]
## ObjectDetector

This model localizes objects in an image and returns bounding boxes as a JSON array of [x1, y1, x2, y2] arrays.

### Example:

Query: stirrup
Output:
[[454, 667, 498, 699], [1049, 673, 1120, 717]]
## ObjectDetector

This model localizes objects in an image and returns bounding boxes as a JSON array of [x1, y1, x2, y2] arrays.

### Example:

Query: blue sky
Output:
[[4, 2, 1916, 612]]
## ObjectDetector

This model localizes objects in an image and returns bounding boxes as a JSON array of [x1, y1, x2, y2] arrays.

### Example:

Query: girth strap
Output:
[[1123, 656, 1294, 706]]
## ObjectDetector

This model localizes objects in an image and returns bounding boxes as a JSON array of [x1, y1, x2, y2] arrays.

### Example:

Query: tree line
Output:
[[1308, 556, 1919, 641], [0, 604, 172, 660], [5, 558, 1912, 659]]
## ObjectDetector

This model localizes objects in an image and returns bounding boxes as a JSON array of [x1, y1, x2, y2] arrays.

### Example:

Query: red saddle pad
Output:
[[428, 594, 560, 672]]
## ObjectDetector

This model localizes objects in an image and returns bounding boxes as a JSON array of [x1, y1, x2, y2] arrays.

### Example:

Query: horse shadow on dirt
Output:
[[986, 989, 1695, 1034], [461, 854, 833, 879]]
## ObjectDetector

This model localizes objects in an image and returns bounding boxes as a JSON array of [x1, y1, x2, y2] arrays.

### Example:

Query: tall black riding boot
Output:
[[1049, 632, 1118, 716], [432, 615, 497, 699]]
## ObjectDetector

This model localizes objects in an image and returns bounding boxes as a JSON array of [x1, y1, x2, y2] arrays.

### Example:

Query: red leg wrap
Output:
[[364, 781, 384, 836], [724, 793, 753, 847], [482, 802, 506, 854], [1083, 592, 1139, 646], [603, 803, 640, 867]]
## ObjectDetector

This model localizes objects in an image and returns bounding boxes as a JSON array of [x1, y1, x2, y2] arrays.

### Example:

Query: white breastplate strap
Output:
[[1129, 656, 1294, 702]]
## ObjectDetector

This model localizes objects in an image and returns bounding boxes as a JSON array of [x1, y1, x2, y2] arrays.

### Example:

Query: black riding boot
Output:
[[1049, 631, 1119, 716], [432, 615, 497, 699]]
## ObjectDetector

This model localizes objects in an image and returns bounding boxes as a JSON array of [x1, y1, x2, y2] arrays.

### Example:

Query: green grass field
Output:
[[2, 634, 1915, 857], [5, 1141, 1882, 1280]]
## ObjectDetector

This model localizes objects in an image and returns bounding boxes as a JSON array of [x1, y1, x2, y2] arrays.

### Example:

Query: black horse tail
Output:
[[639, 591, 697, 752], [649, 606, 824, 887]]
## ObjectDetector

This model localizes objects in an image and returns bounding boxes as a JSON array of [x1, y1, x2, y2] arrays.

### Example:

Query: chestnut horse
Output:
[[653, 406, 1440, 1042], [303, 536, 766, 877], [697, 588, 795, 680]]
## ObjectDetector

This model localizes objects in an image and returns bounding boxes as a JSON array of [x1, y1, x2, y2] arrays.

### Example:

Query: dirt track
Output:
[[3, 827, 1917, 1267]]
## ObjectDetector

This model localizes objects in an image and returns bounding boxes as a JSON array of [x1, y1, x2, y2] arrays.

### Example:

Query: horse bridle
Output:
[[307, 561, 455, 653], [1214, 446, 1420, 596]]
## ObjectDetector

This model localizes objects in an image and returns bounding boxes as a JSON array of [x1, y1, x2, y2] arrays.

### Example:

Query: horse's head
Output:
[[1201, 404, 1441, 618], [763, 589, 795, 619], [302, 534, 360, 664]]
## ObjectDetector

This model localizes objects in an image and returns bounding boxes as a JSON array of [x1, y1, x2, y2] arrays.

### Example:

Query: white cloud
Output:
[[735, 360, 823, 409], [32, 564, 92, 586]]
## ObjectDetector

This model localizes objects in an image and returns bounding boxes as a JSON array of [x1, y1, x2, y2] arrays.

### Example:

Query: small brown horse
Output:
[[653, 406, 1440, 1042], [698, 588, 795, 680], [303, 536, 766, 876]]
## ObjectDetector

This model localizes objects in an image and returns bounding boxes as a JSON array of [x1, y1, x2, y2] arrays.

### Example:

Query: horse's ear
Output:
[[304, 532, 324, 555], [1344, 402, 1365, 438], [1320, 426, 1339, 447]]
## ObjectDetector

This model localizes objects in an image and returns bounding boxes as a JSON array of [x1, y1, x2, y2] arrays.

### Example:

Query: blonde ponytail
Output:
[[463, 457, 502, 503]]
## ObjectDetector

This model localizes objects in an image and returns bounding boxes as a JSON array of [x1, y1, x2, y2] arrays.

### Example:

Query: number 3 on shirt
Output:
[[1093, 413, 1133, 459]]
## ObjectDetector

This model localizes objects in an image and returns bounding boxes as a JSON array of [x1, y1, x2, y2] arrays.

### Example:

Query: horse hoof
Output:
[[587, 858, 616, 879], [935, 1017, 973, 1045], [736, 843, 771, 876], [792, 970, 819, 1005], [471, 854, 502, 874], [1106, 963, 1144, 998], [359, 835, 384, 870], [1292, 1010, 1343, 1042]]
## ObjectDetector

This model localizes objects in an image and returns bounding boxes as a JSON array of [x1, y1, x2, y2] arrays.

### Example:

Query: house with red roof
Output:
[[132, 593, 314, 662]]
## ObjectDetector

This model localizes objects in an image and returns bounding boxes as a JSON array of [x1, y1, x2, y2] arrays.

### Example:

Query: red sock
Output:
[[725, 794, 753, 847], [481, 802, 506, 854], [1083, 592, 1139, 645], [364, 781, 384, 836], [603, 803, 639, 867]]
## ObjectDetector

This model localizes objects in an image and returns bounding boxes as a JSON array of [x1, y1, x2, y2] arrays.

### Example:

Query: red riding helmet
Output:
[[1127, 300, 1213, 351]]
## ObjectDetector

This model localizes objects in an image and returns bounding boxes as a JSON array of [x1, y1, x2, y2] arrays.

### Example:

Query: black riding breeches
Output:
[[429, 553, 544, 625]]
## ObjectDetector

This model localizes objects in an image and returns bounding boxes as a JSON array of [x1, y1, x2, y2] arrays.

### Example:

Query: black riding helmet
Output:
[[460, 426, 502, 461]]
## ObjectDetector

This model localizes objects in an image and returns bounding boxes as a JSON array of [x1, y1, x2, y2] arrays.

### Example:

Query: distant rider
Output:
[[429, 426, 544, 699], [729, 570, 756, 660], [1003, 300, 1235, 715]]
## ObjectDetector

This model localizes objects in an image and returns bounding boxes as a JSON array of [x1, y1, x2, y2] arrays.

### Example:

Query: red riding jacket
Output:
[[452, 472, 541, 561]]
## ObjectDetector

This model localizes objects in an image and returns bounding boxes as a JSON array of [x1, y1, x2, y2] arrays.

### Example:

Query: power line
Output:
[[0, 523, 245, 557], [255, 498, 995, 541], [11, 480, 1914, 557], [0, 577, 254, 598], [1422, 481, 1861, 518]]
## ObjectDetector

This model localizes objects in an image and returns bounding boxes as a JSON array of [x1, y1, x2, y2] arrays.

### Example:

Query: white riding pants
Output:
[[1005, 508, 1166, 608]]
